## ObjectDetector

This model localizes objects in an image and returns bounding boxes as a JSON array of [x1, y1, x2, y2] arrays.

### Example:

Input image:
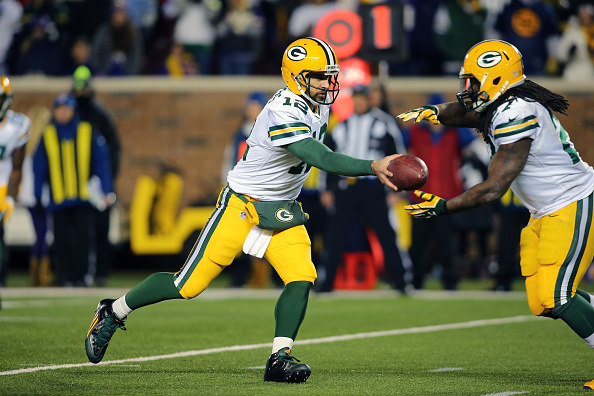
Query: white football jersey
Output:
[[485, 97, 594, 218], [0, 109, 30, 188], [227, 88, 329, 201]]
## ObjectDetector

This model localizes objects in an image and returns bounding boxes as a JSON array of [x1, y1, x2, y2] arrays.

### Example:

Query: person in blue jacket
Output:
[[33, 93, 114, 286]]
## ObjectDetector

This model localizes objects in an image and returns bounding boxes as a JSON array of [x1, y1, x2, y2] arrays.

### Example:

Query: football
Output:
[[386, 155, 428, 191]]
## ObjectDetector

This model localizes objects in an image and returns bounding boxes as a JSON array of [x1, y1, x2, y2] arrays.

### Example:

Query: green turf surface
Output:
[[2, 271, 594, 395]]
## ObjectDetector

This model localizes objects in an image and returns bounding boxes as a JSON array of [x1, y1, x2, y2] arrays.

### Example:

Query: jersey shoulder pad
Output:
[[269, 89, 311, 119], [9, 111, 31, 130], [491, 98, 539, 141]]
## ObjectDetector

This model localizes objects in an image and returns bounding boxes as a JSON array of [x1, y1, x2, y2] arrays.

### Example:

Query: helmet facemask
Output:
[[457, 74, 489, 112], [0, 92, 13, 120]]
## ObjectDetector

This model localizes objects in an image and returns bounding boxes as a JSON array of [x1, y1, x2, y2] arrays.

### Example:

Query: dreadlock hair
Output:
[[477, 79, 570, 140]]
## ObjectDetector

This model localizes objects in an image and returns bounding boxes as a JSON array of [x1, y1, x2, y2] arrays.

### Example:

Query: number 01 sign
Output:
[[313, 3, 407, 62]]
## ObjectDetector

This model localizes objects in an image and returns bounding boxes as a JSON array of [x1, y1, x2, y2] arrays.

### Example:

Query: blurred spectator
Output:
[[556, 2, 594, 80], [71, 66, 121, 287], [318, 84, 408, 293], [369, 81, 393, 118], [453, 139, 495, 280], [0, 0, 23, 75], [287, 0, 339, 40], [157, 42, 198, 76], [33, 94, 114, 287], [15, 15, 65, 75], [403, 93, 476, 291], [491, 189, 530, 291], [91, 2, 144, 76], [62, 35, 93, 75], [216, 0, 265, 75], [121, 0, 158, 41], [403, 0, 443, 76], [164, 0, 222, 75], [433, 0, 487, 75], [66, 0, 111, 42], [493, 0, 560, 76], [17, 105, 51, 287]]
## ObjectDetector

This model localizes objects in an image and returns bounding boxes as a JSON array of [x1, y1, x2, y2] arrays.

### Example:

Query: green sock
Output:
[[125, 272, 183, 310], [576, 289, 592, 304], [274, 281, 312, 339], [552, 294, 594, 339]]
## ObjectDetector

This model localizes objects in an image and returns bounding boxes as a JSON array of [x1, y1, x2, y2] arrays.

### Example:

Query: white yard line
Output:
[[428, 367, 464, 372], [1, 287, 527, 301], [0, 315, 536, 376]]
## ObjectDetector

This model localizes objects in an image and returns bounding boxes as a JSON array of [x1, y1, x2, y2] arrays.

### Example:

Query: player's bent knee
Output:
[[178, 259, 226, 299], [525, 274, 549, 316], [528, 299, 550, 316]]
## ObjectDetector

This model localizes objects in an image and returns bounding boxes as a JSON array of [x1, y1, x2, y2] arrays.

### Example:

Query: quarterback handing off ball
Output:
[[387, 155, 428, 191]]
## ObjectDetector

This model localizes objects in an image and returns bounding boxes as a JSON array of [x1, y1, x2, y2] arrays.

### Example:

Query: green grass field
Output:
[[2, 270, 594, 395]]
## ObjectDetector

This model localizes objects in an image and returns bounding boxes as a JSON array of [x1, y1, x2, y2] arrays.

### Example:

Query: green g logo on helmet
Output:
[[287, 46, 307, 61], [477, 51, 502, 68]]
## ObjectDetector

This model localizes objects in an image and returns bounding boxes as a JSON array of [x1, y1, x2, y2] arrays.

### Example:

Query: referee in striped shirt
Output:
[[318, 84, 409, 293]]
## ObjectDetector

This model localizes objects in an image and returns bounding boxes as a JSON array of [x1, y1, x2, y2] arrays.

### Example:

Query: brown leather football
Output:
[[386, 155, 428, 191]]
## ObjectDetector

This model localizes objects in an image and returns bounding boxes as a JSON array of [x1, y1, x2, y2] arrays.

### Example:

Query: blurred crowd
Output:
[[0, 0, 593, 79], [2, 0, 594, 293]]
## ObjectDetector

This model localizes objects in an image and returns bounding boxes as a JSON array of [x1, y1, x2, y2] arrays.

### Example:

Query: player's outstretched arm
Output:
[[398, 101, 480, 129], [447, 138, 530, 211], [404, 139, 530, 218]]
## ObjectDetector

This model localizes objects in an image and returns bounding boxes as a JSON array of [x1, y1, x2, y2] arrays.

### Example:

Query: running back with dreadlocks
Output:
[[397, 40, 594, 392]]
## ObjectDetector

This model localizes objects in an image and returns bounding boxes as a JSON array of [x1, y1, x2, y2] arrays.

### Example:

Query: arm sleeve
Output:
[[286, 138, 373, 176]]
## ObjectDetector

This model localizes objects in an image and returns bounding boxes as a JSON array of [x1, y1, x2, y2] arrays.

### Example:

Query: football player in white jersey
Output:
[[398, 40, 594, 390], [85, 37, 401, 383], [0, 75, 31, 308]]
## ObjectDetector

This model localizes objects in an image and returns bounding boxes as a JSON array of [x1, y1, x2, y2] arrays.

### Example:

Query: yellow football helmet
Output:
[[457, 40, 525, 113], [0, 75, 13, 120], [281, 37, 340, 106]]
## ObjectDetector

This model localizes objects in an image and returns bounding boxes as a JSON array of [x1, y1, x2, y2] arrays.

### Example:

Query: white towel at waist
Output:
[[243, 225, 273, 258]]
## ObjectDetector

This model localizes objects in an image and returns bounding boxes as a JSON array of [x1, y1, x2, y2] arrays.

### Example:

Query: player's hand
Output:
[[397, 105, 440, 125], [404, 190, 450, 218], [0, 196, 15, 224], [371, 153, 401, 191]]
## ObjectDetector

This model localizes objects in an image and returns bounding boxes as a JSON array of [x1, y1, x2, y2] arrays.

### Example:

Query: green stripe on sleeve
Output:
[[494, 124, 538, 139], [269, 122, 310, 132], [270, 129, 310, 141], [494, 115, 537, 130]]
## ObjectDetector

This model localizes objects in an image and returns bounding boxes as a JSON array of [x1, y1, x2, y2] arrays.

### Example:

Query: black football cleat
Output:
[[85, 299, 126, 363], [264, 347, 311, 383]]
